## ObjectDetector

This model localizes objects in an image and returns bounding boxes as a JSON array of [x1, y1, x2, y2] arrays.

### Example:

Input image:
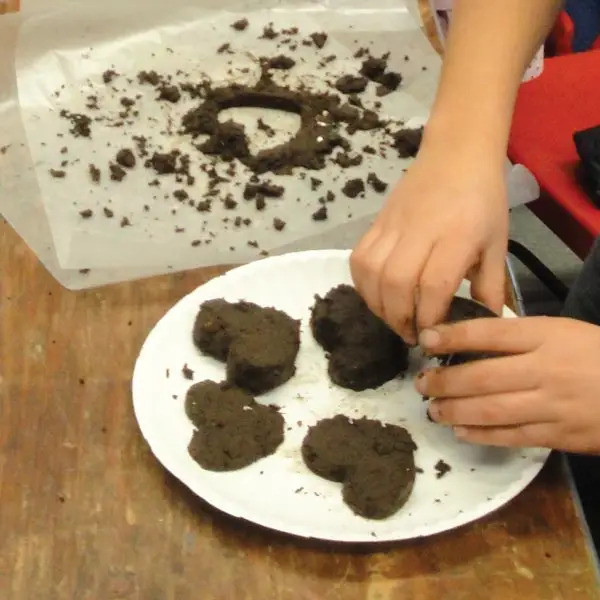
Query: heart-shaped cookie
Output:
[[310, 284, 409, 391], [185, 380, 284, 471], [193, 299, 300, 394], [302, 415, 417, 519]]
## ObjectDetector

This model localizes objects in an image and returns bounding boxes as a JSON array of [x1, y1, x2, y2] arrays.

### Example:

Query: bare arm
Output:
[[425, 0, 562, 162], [351, 0, 562, 343]]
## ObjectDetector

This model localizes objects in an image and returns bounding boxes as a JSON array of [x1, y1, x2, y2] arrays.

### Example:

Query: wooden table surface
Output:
[[1, 219, 599, 600]]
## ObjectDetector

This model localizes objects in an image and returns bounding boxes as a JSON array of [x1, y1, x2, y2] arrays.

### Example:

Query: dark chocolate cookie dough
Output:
[[181, 68, 385, 175], [193, 299, 300, 394], [302, 415, 417, 519], [438, 296, 501, 366], [310, 284, 409, 391], [185, 380, 284, 471], [391, 127, 423, 158]]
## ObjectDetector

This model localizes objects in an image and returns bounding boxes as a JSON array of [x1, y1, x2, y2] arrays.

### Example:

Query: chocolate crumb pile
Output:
[[181, 68, 385, 175], [44, 19, 424, 256], [359, 55, 403, 97]]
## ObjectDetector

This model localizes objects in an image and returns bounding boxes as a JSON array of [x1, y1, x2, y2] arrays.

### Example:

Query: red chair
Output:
[[508, 49, 600, 261]]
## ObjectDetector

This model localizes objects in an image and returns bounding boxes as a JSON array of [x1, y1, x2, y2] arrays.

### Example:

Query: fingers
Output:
[[380, 235, 433, 344], [350, 226, 396, 318], [419, 316, 548, 356], [416, 240, 476, 331], [470, 245, 507, 315], [416, 354, 539, 398], [427, 390, 553, 427], [452, 423, 555, 449]]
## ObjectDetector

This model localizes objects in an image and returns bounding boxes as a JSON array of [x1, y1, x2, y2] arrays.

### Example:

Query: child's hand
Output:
[[350, 140, 508, 344], [417, 317, 600, 454]]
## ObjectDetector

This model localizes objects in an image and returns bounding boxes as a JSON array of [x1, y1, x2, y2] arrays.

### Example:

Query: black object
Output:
[[573, 124, 600, 207], [437, 296, 501, 367], [507, 239, 569, 302]]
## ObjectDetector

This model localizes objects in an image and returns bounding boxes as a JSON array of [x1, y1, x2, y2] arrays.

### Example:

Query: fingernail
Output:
[[453, 427, 468, 439], [429, 402, 440, 421], [419, 328, 440, 349]]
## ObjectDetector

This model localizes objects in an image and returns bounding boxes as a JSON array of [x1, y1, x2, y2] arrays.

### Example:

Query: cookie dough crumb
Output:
[[310, 32, 328, 49], [342, 178, 365, 198], [182, 364, 194, 380], [89, 164, 101, 183], [392, 127, 423, 159], [223, 195, 237, 210], [137, 70, 161, 86], [147, 152, 176, 174], [312, 206, 328, 221], [273, 217, 286, 231], [60, 111, 92, 138], [116, 149, 136, 168], [174, 189, 188, 201], [335, 75, 368, 94], [264, 55, 296, 70], [335, 152, 363, 168], [435, 459, 452, 479], [231, 18, 249, 31], [260, 23, 279, 39], [110, 164, 127, 181], [102, 70, 118, 84], [158, 85, 181, 103], [243, 181, 284, 199], [257, 118, 275, 137], [367, 172, 388, 193]]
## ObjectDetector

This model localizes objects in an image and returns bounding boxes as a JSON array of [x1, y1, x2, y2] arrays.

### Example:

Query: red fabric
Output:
[[508, 50, 600, 259], [551, 11, 575, 55]]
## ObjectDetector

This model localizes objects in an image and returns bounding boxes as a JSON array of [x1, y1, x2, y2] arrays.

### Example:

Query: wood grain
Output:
[[0, 0, 19, 15], [0, 218, 598, 600]]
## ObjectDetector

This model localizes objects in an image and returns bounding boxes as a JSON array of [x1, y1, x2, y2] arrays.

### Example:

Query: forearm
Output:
[[423, 0, 562, 164]]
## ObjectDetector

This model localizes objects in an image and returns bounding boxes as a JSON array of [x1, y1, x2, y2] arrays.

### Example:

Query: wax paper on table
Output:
[[0, 0, 537, 289], [10, 0, 440, 275]]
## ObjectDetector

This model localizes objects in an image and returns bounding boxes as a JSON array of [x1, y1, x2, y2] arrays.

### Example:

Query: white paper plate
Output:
[[132, 250, 550, 543]]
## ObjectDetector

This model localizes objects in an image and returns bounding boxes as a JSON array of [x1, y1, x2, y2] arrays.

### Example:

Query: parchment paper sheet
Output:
[[13, 0, 440, 271], [0, 0, 537, 289]]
